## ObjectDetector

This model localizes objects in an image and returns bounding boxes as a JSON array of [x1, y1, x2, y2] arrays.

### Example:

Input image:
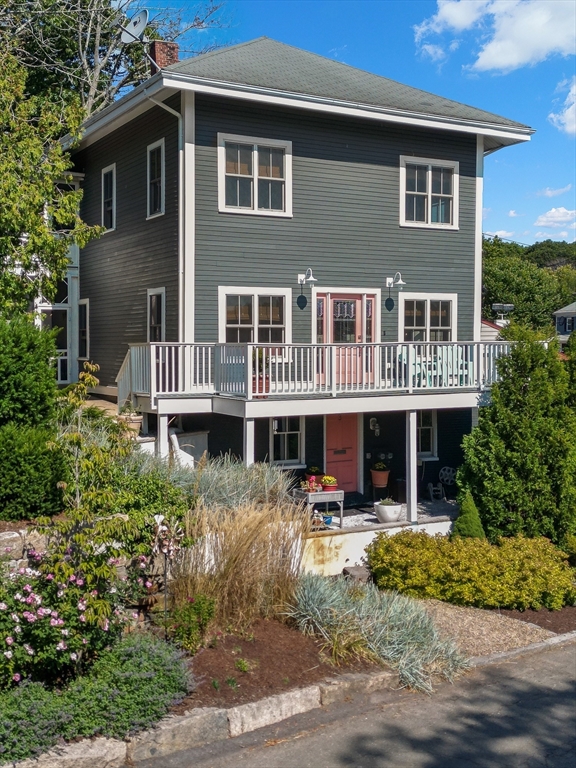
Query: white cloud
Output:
[[559, 231, 568, 237], [534, 207, 576, 227], [485, 229, 514, 237], [535, 230, 575, 240], [537, 184, 572, 197], [421, 43, 446, 62], [549, 76, 576, 134], [482, 207, 491, 219], [508, 210, 521, 217], [415, 1, 576, 73]]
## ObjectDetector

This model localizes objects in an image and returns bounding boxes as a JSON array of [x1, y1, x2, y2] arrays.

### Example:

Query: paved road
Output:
[[138, 642, 576, 768]]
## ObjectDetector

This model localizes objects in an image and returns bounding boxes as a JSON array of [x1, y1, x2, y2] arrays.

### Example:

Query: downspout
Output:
[[144, 89, 185, 342]]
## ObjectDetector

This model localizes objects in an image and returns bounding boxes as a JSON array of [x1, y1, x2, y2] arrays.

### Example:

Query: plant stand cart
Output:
[[292, 488, 345, 529]]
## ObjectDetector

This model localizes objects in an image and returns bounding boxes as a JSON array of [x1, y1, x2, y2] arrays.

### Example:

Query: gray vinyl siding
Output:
[[74, 95, 180, 386], [195, 95, 477, 345]]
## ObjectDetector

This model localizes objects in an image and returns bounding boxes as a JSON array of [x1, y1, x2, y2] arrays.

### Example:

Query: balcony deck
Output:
[[117, 341, 509, 414]]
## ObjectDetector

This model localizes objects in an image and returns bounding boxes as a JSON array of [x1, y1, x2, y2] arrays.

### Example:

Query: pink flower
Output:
[[56, 641, 67, 651], [76, 578, 84, 586], [0, 603, 6, 610], [102, 619, 109, 632], [145, 581, 152, 588], [4, 650, 12, 659], [82, 638, 88, 645], [24, 644, 34, 656], [69, 575, 76, 582], [61, 629, 69, 636], [79, 614, 86, 622], [23, 585, 32, 593], [45, 573, 54, 581], [77, 601, 86, 611], [12, 673, 21, 682], [91, 590, 98, 596], [25, 596, 35, 605], [51, 611, 58, 618], [70, 652, 78, 661], [50, 618, 58, 626], [14, 626, 21, 634], [10, 614, 19, 623], [132, 612, 138, 619], [57, 590, 64, 598], [5, 637, 14, 646]]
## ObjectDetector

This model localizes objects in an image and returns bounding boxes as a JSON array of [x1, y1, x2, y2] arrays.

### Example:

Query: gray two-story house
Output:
[[67, 37, 533, 518]]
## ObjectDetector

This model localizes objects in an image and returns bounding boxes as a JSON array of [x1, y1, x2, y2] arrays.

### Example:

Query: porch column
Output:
[[157, 414, 169, 458], [243, 418, 255, 466], [405, 410, 418, 523]]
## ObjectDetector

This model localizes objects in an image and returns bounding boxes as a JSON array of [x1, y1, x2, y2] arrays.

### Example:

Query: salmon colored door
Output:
[[325, 414, 358, 493]]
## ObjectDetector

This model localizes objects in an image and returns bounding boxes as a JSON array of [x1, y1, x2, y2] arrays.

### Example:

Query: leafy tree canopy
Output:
[[0, 45, 98, 313], [525, 239, 576, 269]]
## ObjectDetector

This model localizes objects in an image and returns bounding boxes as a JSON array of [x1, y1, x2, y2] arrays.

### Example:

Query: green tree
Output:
[[554, 264, 576, 308], [0, 47, 96, 313], [452, 490, 485, 539], [525, 239, 576, 269], [458, 327, 576, 545]]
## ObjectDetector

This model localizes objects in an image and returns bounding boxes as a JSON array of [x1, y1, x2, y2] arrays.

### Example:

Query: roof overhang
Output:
[[76, 70, 534, 152]]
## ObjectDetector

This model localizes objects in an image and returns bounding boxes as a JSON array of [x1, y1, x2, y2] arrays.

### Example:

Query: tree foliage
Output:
[[0, 47, 97, 313], [2, 0, 225, 116], [452, 490, 485, 539], [458, 328, 576, 545], [525, 239, 576, 269]]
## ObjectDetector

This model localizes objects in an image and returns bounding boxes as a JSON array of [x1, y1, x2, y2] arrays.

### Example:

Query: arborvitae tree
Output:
[[458, 327, 576, 546], [452, 490, 485, 539]]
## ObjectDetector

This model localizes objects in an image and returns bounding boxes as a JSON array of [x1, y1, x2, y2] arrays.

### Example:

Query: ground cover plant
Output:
[[0, 633, 190, 764], [366, 531, 576, 611], [286, 573, 467, 692]]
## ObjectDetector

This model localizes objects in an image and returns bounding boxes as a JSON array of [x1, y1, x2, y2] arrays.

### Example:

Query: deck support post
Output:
[[406, 410, 418, 523], [243, 418, 255, 466], [157, 414, 169, 458]]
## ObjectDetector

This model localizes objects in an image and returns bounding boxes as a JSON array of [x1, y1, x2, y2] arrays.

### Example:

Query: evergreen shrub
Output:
[[366, 530, 576, 610], [0, 424, 67, 520], [0, 634, 190, 763], [452, 490, 485, 539], [0, 316, 57, 427]]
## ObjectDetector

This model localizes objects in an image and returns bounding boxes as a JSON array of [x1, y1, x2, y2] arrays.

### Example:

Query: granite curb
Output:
[[10, 630, 576, 767]]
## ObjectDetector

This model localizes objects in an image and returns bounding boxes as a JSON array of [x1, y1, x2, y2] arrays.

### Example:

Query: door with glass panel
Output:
[[316, 294, 376, 387]]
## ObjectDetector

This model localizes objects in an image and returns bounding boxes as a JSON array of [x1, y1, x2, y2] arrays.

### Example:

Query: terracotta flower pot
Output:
[[370, 469, 390, 487], [322, 484, 338, 492]]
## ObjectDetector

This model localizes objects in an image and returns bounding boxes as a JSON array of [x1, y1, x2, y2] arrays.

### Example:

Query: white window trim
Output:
[[417, 410, 438, 459], [311, 287, 382, 344], [147, 138, 165, 219], [399, 156, 459, 230], [147, 287, 166, 342], [218, 286, 292, 344], [78, 299, 89, 360], [217, 133, 293, 218], [398, 292, 458, 342], [101, 163, 116, 232], [270, 416, 306, 467]]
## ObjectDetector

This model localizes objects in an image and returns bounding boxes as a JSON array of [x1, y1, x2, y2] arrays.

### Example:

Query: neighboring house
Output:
[[554, 302, 576, 350], [68, 37, 533, 519], [480, 318, 503, 342]]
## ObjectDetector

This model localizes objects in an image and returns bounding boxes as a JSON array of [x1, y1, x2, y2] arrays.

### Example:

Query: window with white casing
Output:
[[218, 134, 292, 217], [400, 294, 457, 342], [271, 417, 305, 466], [147, 288, 165, 342], [417, 410, 437, 458], [147, 139, 165, 218], [218, 287, 292, 344], [78, 299, 89, 360], [101, 164, 116, 231], [399, 156, 459, 229]]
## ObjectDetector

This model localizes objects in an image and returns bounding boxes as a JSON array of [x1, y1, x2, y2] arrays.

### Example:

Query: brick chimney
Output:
[[149, 41, 179, 74]]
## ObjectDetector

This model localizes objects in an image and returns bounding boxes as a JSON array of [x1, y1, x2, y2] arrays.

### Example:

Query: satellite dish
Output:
[[120, 9, 149, 43]]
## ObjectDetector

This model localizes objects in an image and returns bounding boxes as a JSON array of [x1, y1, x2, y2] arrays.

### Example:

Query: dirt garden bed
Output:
[[494, 605, 576, 635]]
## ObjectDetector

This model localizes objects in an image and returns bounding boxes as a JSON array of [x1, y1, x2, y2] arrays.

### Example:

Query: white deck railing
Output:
[[121, 341, 511, 405]]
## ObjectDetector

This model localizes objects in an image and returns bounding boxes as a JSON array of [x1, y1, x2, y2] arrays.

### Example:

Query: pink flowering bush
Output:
[[0, 564, 127, 688]]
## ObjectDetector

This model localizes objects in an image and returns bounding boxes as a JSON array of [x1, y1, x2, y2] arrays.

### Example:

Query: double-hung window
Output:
[[218, 287, 292, 344], [400, 156, 459, 229], [271, 417, 304, 466], [218, 134, 292, 217], [147, 139, 165, 218], [417, 411, 437, 458], [401, 294, 457, 342], [101, 164, 116, 231]]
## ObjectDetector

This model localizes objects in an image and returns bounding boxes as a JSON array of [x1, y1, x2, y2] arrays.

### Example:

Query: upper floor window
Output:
[[147, 139, 165, 218], [101, 164, 116, 231], [217, 133, 293, 217], [399, 156, 459, 230], [218, 287, 292, 344], [400, 293, 458, 342]]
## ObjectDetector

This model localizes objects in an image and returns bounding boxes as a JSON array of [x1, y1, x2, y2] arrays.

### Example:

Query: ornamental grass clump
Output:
[[366, 530, 576, 610], [285, 574, 467, 692], [171, 501, 310, 629]]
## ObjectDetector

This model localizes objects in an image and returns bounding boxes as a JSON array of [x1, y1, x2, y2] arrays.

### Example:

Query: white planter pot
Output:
[[374, 503, 403, 523]]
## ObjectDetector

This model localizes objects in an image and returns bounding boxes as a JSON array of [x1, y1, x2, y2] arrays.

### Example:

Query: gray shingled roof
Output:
[[554, 302, 576, 315], [166, 37, 529, 130]]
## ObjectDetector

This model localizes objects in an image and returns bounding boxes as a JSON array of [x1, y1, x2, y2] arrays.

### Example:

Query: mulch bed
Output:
[[493, 606, 576, 635], [172, 618, 378, 712]]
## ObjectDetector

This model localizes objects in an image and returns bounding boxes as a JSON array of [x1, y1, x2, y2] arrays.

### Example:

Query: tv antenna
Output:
[[116, 9, 162, 71]]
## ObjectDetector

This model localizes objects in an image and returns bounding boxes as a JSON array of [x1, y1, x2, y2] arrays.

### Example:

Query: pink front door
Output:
[[325, 414, 358, 493]]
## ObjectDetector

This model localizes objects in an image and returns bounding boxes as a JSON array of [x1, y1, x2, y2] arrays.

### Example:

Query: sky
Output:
[[168, 0, 576, 245]]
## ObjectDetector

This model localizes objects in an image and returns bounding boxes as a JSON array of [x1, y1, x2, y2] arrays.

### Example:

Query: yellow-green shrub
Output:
[[365, 531, 576, 610]]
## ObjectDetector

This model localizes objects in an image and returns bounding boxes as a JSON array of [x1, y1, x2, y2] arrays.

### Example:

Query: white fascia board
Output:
[[165, 73, 534, 145]]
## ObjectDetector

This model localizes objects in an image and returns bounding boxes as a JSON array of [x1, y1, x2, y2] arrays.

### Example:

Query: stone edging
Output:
[[12, 631, 576, 767]]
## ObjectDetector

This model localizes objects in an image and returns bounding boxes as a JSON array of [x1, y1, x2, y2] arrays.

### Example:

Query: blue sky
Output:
[[174, 0, 576, 244]]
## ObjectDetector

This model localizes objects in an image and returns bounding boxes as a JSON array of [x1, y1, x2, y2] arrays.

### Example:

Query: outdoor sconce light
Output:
[[296, 268, 317, 310], [385, 271, 406, 311]]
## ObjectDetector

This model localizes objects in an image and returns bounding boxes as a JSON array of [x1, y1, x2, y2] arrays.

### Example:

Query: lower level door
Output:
[[325, 414, 358, 493]]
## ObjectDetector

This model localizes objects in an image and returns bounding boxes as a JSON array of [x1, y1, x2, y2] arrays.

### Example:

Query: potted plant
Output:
[[300, 476, 321, 493], [118, 402, 143, 436], [373, 498, 403, 523], [370, 461, 390, 488], [305, 465, 323, 481], [321, 475, 338, 491]]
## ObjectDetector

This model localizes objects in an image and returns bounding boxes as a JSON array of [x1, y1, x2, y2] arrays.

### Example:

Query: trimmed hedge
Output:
[[0, 634, 191, 764], [365, 530, 576, 610], [0, 424, 67, 520]]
